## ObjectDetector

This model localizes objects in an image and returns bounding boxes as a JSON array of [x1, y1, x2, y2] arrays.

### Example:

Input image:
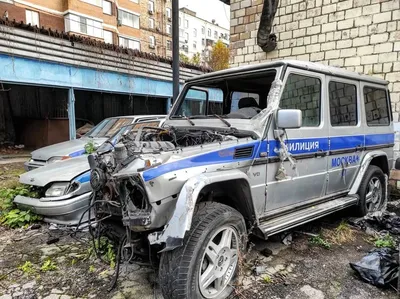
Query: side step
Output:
[[257, 196, 359, 239]]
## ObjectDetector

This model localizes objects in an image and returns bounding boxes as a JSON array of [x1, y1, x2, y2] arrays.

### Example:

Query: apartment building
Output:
[[179, 7, 229, 61], [0, 0, 171, 56]]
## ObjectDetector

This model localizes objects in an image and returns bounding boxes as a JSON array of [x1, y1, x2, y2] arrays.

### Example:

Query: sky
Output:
[[179, 0, 230, 29]]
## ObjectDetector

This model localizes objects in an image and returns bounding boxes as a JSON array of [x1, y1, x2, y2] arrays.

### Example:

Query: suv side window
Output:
[[329, 81, 357, 126], [280, 74, 321, 127], [364, 87, 390, 126]]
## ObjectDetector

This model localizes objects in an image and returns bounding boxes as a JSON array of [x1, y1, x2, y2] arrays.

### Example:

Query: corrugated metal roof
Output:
[[0, 17, 212, 73], [187, 60, 389, 85]]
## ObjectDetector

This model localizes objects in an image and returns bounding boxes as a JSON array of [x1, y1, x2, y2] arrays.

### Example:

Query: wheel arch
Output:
[[349, 150, 389, 195], [148, 170, 255, 252]]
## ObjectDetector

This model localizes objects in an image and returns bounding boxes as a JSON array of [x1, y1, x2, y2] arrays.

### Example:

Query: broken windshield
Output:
[[85, 118, 135, 138], [172, 69, 277, 120]]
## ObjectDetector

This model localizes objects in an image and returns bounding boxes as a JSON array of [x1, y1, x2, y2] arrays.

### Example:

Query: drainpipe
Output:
[[68, 88, 76, 140], [172, 0, 179, 102]]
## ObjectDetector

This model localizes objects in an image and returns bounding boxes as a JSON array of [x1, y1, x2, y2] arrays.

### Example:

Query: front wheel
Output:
[[357, 165, 386, 216], [159, 202, 247, 299]]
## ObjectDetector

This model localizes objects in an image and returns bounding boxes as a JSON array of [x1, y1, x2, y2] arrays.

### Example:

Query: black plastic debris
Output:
[[349, 211, 400, 235], [350, 248, 399, 287]]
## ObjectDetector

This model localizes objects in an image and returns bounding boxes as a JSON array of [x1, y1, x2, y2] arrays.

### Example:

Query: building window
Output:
[[185, 19, 189, 28], [214, 31, 218, 38], [193, 41, 197, 49], [103, 30, 113, 44], [329, 82, 357, 126], [193, 28, 197, 37], [179, 29, 184, 37], [103, 1, 112, 15], [202, 38, 205, 46], [364, 87, 390, 126], [119, 36, 140, 50], [65, 14, 102, 38], [280, 74, 321, 127], [185, 32, 189, 41], [118, 9, 139, 29], [167, 40, 172, 50], [148, 1, 154, 13], [202, 26, 205, 34], [149, 36, 155, 47], [26, 10, 39, 27], [149, 18, 154, 29], [167, 24, 172, 35], [207, 28, 211, 37], [166, 8, 171, 18], [81, 0, 102, 6]]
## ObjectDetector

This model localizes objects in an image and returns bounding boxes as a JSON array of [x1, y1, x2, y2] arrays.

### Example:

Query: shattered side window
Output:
[[364, 87, 390, 126], [280, 74, 321, 127], [329, 81, 357, 126]]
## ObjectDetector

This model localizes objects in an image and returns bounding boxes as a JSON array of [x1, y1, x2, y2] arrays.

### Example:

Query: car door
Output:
[[326, 77, 363, 195], [265, 68, 329, 212]]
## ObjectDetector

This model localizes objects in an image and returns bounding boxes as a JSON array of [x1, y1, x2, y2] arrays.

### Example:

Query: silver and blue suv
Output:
[[21, 60, 398, 299]]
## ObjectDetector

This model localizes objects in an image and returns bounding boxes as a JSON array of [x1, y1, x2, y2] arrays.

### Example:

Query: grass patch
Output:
[[262, 275, 272, 284], [309, 235, 331, 249], [40, 259, 57, 272], [0, 185, 41, 228], [375, 234, 396, 249], [18, 261, 35, 275], [323, 221, 355, 245], [87, 237, 116, 269]]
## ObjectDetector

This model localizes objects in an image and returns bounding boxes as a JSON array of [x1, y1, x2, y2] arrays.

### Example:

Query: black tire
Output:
[[357, 165, 386, 216], [159, 202, 247, 299]]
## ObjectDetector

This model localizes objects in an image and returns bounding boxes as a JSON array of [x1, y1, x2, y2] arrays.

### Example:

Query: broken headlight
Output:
[[45, 182, 70, 197]]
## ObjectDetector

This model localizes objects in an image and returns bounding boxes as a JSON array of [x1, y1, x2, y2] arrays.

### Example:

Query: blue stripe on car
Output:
[[74, 171, 91, 183], [142, 133, 394, 182]]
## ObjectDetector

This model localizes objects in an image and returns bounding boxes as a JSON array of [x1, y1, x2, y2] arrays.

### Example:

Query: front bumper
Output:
[[14, 192, 92, 226]]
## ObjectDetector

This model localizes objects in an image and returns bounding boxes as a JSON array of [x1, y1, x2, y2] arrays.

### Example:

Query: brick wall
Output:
[[0, 3, 64, 31], [229, 0, 400, 121], [140, 0, 172, 57]]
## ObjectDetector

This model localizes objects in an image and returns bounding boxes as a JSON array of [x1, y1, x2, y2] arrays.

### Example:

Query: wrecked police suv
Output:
[[88, 60, 395, 299]]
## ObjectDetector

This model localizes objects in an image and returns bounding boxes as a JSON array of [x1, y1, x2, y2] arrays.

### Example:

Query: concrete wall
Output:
[[229, 0, 400, 120]]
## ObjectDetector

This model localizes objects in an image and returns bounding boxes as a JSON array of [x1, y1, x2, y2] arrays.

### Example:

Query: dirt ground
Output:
[[0, 162, 399, 299]]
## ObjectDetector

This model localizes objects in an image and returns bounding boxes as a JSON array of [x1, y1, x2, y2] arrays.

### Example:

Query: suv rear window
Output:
[[364, 87, 390, 126], [329, 81, 357, 126]]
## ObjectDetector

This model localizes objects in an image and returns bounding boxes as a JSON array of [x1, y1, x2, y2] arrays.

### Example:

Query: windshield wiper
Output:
[[171, 115, 195, 126], [213, 114, 231, 127]]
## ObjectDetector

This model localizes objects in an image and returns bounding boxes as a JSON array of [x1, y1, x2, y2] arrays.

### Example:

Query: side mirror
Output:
[[276, 109, 302, 129]]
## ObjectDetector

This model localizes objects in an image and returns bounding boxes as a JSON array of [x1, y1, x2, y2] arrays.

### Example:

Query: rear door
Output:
[[326, 77, 363, 195]]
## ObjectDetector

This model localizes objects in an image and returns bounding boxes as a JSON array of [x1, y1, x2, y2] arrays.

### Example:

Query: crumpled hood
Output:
[[31, 137, 107, 161], [20, 155, 90, 186]]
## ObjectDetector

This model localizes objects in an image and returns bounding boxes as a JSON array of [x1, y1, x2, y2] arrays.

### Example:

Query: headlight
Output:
[[45, 182, 70, 197], [47, 156, 70, 164]]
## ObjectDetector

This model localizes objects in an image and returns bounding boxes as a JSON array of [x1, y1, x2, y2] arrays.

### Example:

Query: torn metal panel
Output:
[[147, 170, 251, 251]]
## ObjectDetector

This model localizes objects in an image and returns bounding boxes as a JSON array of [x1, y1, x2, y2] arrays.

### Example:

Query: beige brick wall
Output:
[[140, 0, 172, 57], [230, 0, 400, 120]]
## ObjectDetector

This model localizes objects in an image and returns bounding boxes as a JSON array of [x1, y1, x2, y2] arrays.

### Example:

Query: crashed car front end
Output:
[[88, 126, 260, 241], [14, 156, 92, 225]]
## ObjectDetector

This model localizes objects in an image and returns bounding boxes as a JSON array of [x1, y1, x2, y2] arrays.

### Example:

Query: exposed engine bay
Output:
[[85, 125, 255, 269]]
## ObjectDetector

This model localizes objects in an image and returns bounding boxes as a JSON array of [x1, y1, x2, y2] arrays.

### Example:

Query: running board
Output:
[[257, 196, 359, 239]]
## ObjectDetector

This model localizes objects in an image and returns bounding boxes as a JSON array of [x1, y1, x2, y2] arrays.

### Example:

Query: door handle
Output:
[[315, 150, 326, 157]]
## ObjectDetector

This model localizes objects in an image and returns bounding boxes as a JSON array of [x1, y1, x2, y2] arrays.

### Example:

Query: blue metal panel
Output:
[[0, 54, 176, 97]]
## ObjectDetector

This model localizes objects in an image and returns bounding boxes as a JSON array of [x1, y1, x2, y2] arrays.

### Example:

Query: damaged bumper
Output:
[[14, 192, 91, 226]]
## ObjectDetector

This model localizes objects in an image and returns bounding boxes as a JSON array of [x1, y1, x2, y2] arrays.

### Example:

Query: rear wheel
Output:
[[159, 202, 247, 299], [357, 165, 386, 216]]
